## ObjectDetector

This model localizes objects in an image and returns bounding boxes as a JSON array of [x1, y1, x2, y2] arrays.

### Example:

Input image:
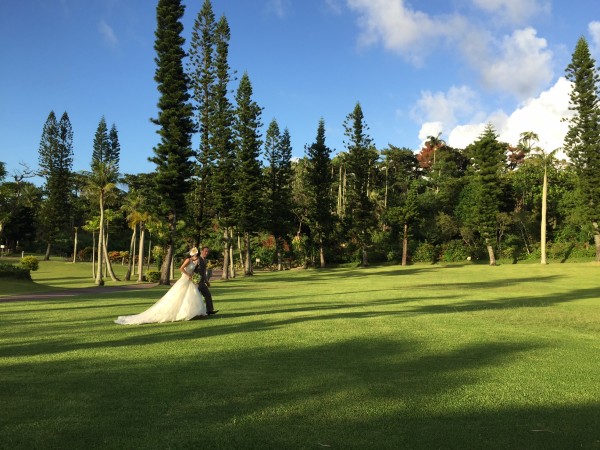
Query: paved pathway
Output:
[[0, 283, 158, 303], [1, 269, 225, 303], [1, 268, 226, 303]]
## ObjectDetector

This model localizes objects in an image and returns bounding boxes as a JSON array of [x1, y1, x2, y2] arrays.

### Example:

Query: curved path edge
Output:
[[0, 283, 158, 303]]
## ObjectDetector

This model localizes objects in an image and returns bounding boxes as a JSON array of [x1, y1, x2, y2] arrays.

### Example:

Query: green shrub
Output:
[[20, 256, 39, 271], [518, 244, 541, 261], [440, 240, 470, 262], [412, 242, 437, 264], [547, 242, 595, 260], [146, 270, 161, 283], [0, 262, 31, 280], [77, 247, 94, 262]]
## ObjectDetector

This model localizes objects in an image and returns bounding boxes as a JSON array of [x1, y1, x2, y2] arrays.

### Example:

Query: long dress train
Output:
[[115, 260, 207, 325]]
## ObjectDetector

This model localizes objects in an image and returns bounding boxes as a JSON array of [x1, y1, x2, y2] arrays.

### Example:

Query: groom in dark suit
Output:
[[194, 246, 218, 315]]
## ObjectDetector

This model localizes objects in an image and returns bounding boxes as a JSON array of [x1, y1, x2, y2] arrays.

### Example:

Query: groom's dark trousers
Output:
[[199, 282, 214, 312], [195, 257, 215, 312]]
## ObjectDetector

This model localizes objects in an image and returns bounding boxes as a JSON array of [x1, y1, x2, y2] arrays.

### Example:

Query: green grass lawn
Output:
[[1, 261, 599, 449], [0, 256, 152, 296]]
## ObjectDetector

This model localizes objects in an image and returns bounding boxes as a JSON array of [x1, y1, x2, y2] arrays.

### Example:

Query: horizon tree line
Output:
[[1, 9, 599, 273]]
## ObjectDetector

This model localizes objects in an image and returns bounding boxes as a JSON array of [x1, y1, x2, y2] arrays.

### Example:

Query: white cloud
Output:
[[413, 85, 481, 129], [476, 28, 553, 100], [470, 0, 550, 25], [346, 2, 553, 99], [589, 21, 600, 56], [418, 122, 444, 142], [99, 20, 118, 46], [447, 77, 573, 151], [346, 0, 467, 65], [266, 0, 291, 19], [324, 0, 343, 15], [448, 123, 487, 149]]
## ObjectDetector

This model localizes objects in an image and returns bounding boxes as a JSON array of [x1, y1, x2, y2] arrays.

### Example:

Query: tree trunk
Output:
[[222, 227, 229, 280], [73, 227, 78, 263], [104, 229, 109, 278], [95, 196, 105, 286], [276, 237, 283, 271], [137, 224, 146, 282], [361, 247, 368, 267], [160, 244, 174, 285], [102, 236, 120, 281], [540, 167, 548, 265], [244, 232, 253, 276], [125, 226, 135, 280], [593, 222, 600, 262], [486, 239, 496, 266], [146, 233, 152, 273], [91, 231, 96, 278], [402, 223, 408, 266], [229, 228, 236, 278], [159, 213, 176, 285], [238, 233, 243, 271], [44, 242, 51, 261], [132, 226, 137, 277], [319, 234, 326, 268]]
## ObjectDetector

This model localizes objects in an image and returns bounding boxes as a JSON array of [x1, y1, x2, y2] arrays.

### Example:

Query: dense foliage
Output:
[[0, 4, 598, 273]]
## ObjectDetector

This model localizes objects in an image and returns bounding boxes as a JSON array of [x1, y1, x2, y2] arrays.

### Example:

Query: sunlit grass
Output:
[[1, 263, 599, 449]]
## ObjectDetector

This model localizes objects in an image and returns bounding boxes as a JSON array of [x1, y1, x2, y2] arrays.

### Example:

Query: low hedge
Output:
[[146, 271, 161, 283], [20, 256, 39, 271], [0, 262, 31, 280]]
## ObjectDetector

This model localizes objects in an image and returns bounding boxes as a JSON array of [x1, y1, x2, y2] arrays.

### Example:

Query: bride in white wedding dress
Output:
[[115, 247, 207, 325]]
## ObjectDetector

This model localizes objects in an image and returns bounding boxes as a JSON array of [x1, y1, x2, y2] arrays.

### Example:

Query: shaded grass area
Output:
[[0, 257, 155, 297], [1, 263, 599, 449]]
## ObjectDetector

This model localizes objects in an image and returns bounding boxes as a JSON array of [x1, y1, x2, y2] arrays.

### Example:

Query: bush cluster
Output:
[[0, 262, 31, 280], [20, 256, 39, 271], [146, 271, 161, 283], [440, 240, 470, 262], [412, 242, 437, 264]]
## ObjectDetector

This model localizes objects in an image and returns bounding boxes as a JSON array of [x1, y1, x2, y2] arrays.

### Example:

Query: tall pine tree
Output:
[[306, 118, 333, 268], [210, 15, 237, 279], [459, 124, 506, 265], [150, 0, 195, 284], [264, 120, 293, 270], [187, 0, 216, 238], [343, 102, 378, 266], [234, 72, 263, 275], [38, 111, 74, 260], [564, 36, 600, 260], [87, 117, 121, 285], [107, 123, 121, 169]]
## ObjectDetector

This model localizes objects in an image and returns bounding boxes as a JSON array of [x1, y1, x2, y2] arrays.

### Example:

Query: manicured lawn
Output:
[[0, 256, 152, 296], [1, 262, 599, 449]]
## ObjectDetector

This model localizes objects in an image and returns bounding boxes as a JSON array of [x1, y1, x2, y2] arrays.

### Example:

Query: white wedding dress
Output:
[[115, 260, 207, 325]]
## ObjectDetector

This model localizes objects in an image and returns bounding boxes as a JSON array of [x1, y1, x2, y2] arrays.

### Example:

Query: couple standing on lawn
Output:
[[115, 246, 218, 325]]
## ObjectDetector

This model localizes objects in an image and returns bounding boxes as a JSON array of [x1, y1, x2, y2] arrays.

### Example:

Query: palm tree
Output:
[[535, 147, 559, 265], [517, 132, 558, 265], [82, 217, 100, 278], [122, 193, 144, 281], [135, 211, 153, 282], [82, 161, 120, 285]]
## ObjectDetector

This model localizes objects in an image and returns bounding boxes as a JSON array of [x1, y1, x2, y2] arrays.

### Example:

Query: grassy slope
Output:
[[1, 262, 599, 449]]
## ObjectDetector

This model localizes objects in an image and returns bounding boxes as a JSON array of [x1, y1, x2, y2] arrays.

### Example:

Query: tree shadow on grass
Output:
[[1, 336, 598, 449], [252, 265, 440, 284], [409, 285, 600, 315], [2, 280, 596, 360]]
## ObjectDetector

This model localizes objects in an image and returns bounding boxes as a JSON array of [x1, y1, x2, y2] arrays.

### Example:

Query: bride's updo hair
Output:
[[189, 247, 199, 256]]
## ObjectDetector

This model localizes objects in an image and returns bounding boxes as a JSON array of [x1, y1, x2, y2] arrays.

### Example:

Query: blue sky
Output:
[[1, 0, 600, 182]]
